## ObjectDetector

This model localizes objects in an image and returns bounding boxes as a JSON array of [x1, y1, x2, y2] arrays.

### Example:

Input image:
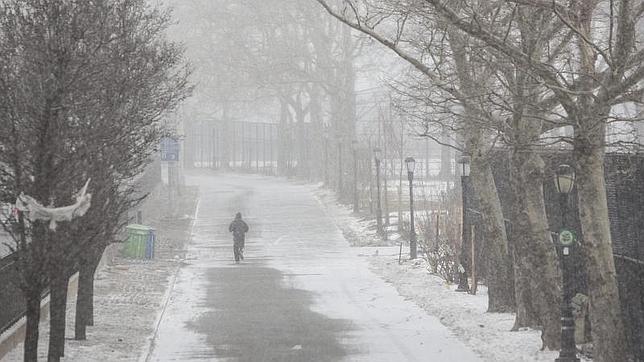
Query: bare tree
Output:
[[172, 0, 361, 189], [0, 1, 189, 360], [422, 1, 644, 359], [313, 0, 518, 316]]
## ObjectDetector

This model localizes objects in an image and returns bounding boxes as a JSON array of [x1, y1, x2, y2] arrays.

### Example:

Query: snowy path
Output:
[[146, 171, 481, 361]]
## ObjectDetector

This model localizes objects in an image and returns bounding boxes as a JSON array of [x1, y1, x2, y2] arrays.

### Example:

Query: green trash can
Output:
[[124, 224, 155, 259]]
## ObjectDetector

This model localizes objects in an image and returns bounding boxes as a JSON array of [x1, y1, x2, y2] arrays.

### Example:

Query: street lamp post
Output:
[[374, 147, 383, 235], [338, 141, 343, 197], [555, 164, 579, 362], [405, 157, 417, 260], [456, 155, 471, 292], [352, 140, 359, 213]]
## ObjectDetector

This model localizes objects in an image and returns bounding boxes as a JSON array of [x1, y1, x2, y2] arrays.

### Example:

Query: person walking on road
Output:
[[229, 212, 249, 263]]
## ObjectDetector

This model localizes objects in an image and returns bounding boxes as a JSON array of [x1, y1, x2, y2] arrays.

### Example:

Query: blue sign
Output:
[[160, 137, 180, 161]]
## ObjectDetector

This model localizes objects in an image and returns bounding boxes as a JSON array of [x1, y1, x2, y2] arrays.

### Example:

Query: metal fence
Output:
[[187, 120, 280, 173], [0, 254, 26, 335], [465, 151, 644, 360]]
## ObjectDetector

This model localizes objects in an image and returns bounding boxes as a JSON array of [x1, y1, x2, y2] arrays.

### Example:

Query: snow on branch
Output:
[[15, 179, 92, 230]]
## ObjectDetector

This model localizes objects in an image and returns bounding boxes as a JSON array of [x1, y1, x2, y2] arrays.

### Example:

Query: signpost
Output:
[[160, 137, 180, 216], [559, 229, 576, 256]]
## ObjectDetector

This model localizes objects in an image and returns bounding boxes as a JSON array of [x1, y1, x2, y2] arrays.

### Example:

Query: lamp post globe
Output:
[[555, 164, 575, 194], [405, 157, 416, 173]]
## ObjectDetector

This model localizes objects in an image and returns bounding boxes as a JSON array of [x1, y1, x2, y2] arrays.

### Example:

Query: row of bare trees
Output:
[[0, 1, 190, 361], [170, 0, 362, 192], [314, 1, 644, 361]]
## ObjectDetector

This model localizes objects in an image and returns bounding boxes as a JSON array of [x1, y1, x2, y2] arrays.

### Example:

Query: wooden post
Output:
[[470, 224, 477, 295]]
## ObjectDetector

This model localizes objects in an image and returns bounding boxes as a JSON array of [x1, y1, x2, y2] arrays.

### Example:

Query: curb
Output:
[[138, 196, 201, 362]]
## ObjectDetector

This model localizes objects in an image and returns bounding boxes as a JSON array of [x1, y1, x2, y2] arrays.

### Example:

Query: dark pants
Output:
[[234, 240, 244, 262]]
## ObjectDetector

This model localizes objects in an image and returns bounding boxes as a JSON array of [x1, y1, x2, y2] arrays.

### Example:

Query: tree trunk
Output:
[[439, 126, 452, 180], [183, 120, 194, 168], [73, 248, 100, 334], [309, 84, 324, 181], [48, 272, 69, 361], [278, 98, 289, 174], [571, 2, 630, 356], [511, 251, 539, 328], [220, 102, 231, 169], [24, 289, 42, 362], [509, 150, 561, 349], [294, 99, 308, 178], [86, 246, 103, 327], [86, 262, 97, 326], [575, 134, 628, 361], [469, 152, 515, 312], [447, 26, 513, 312], [74, 259, 95, 340], [22, 222, 48, 362]]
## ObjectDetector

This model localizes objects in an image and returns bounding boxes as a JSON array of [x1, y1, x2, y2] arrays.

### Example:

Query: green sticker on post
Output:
[[559, 229, 576, 246]]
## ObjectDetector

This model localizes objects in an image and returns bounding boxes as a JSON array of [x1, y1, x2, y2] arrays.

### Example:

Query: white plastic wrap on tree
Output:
[[15, 179, 92, 230]]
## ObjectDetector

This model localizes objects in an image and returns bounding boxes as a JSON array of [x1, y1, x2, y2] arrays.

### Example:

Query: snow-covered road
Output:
[[146, 171, 481, 361]]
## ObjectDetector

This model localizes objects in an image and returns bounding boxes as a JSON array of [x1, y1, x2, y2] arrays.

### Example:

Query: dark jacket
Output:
[[229, 217, 249, 242]]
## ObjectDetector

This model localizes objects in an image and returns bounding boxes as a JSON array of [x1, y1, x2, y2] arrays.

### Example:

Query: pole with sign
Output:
[[161, 137, 180, 215], [161, 137, 180, 162]]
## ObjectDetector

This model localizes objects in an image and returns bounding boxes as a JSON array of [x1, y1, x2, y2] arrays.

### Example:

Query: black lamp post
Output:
[[405, 157, 417, 259], [374, 147, 383, 235], [456, 155, 471, 292], [555, 164, 579, 362], [352, 140, 359, 213]]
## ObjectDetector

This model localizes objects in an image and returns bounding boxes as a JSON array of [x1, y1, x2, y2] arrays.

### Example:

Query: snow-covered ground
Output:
[[0, 186, 198, 362], [315, 188, 573, 361], [1, 173, 579, 361]]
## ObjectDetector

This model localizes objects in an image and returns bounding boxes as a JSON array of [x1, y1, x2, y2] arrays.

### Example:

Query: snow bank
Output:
[[316, 185, 585, 362]]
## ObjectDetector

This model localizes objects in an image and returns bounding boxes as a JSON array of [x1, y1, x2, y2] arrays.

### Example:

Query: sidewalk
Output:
[[1, 186, 198, 362], [144, 172, 482, 361]]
